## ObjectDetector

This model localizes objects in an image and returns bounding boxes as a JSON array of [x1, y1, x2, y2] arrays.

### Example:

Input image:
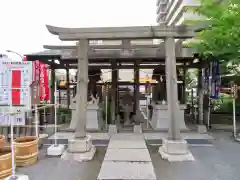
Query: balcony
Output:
[[160, 0, 168, 5], [166, 0, 201, 25], [156, 4, 167, 14], [156, 0, 168, 6], [156, 13, 167, 24], [158, 11, 167, 21]]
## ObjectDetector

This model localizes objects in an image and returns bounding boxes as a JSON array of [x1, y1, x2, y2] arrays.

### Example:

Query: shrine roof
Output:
[[25, 48, 194, 63]]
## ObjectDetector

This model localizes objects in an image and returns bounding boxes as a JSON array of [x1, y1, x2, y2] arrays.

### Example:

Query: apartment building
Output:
[[156, 0, 201, 26]]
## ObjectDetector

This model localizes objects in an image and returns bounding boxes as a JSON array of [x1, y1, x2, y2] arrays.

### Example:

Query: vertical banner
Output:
[[39, 63, 49, 101], [210, 59, 220, 99], [32, 60, 49, 101]]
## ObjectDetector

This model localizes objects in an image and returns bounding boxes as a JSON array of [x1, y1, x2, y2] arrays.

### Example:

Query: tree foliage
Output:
[[185, 69, 198, 88], [188, 0, 240, 67]]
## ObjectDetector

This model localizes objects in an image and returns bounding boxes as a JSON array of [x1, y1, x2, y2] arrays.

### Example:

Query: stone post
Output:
[[134, 61, 140, 124], [182, 64, 186, 104], [111, 61, 117, 124], [75, 39, 89, 138], [62, 40, 96, 161], [165, 37, 181, 141], [161, 75, 167, 101], [50, 67, 55, 124], [158, 37, 194, 162], [198, 68, 204, 125], [58, 89, 61, 105], [66, 66, 70, 109], [177, 68, 184, 104], [197, 67, 207, 133]]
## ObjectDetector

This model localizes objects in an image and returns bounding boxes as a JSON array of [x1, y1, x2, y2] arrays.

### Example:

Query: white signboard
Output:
[[0, 106, 26, 125], [0, 61, 33, 125]]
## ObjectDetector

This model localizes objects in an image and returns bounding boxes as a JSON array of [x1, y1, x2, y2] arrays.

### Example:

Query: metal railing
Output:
[[0, 104, 58, 141]]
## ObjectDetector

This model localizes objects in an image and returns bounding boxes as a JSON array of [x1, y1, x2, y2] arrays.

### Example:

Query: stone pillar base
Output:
[[38, 133, 48, 148], [133, 124, 143, 134], [158, 138, 195, 162], [151, 104, 188, 131], [108, 124, 118, 135], [47, 144, 65, 156], [197, 125, 207, 134], [61, 135, 96, 162]]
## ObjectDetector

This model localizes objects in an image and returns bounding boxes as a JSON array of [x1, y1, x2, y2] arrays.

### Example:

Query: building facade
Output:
[[156, 0, 201, 26]]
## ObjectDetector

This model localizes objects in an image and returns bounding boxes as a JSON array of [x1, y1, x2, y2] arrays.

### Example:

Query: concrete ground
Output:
[[17, 147, 106, 180], [150, 132, 240, 180], [16, 132, 240, 180]]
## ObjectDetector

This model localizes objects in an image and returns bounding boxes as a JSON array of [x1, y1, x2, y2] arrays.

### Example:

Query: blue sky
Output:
[[0, 0, 157, 61]]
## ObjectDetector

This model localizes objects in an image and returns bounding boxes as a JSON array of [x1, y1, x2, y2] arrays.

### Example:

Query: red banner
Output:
[[39, 62, 49, 101], [24, 57, 49, 101]]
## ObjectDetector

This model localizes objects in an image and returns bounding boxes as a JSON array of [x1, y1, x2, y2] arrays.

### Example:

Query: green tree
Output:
[[187, 0, 240, 66], [185, 69, 198, 88]]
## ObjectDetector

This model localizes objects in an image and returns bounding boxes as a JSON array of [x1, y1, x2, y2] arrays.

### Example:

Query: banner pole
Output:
[[54, 81, 57, 146], [105, 94, 108, 129], [9, 104, 16, 178], [35, 104, 39, 138]]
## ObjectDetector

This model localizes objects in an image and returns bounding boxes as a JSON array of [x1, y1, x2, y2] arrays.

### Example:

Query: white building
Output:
[[156, 0, 201, 26]]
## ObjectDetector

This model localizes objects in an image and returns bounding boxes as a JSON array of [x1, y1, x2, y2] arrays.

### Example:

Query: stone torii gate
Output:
[[46, 24, 195, 161]]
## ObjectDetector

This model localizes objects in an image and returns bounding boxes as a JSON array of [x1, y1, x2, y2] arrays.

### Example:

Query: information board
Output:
[[0, 61, 32, 125]]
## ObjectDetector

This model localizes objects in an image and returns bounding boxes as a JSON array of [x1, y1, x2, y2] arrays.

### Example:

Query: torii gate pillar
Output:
[[158, 36, 194, 162], [62, 40, 96, 161]]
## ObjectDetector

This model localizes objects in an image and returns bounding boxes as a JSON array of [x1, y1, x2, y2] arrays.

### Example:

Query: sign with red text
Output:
[[0, 61, 32, 125], [32, 60, 49, 101]]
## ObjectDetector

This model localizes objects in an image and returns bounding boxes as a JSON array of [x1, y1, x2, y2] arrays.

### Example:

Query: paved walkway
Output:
[[97, 134, 157, 180], [45, 132, 214, 147], [17, 132, 240, 180], [48, 132, 214, 141]]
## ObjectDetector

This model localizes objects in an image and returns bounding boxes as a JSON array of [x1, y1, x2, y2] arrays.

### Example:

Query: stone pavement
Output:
[[17, 147, 106, 180], [149, 134, 240, 180], [48, 132, 214, 141], [44, 132, 214, 148], [14, 132, 240, 180], [97, 134, 156, 180]]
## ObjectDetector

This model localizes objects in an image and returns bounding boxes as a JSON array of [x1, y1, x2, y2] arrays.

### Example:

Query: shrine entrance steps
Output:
[[97, 133, 157, 180], [118, 124, 134, 133]]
